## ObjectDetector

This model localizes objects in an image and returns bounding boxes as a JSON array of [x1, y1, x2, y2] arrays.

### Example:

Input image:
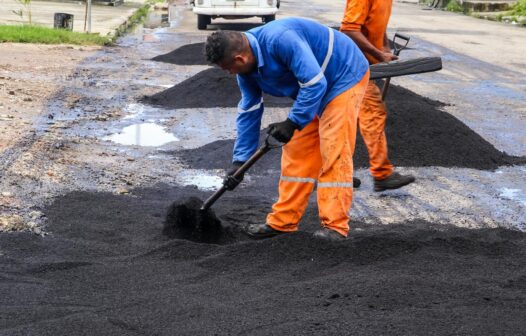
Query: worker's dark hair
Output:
[[205, 31, 245, 64]]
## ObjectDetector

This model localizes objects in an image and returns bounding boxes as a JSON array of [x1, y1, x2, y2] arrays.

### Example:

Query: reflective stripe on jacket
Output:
[[233, 17, 368, 163]]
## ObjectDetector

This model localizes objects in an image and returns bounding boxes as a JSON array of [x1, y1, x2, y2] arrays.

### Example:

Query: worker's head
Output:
[[205, 31, 256, 75]]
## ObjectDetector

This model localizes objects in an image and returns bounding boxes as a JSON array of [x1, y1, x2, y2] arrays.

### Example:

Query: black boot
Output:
[[245, 223, 286, 239], [313, 228, 347, 241], [374, 172, 415, 192]]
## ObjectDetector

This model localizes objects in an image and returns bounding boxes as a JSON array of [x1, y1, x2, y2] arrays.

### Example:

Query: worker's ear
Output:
[[233, 54, 248, 65]]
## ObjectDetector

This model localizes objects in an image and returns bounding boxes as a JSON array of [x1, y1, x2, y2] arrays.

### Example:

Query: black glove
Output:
[[267, 118, 299, 144], [223, 161, 245, 190]]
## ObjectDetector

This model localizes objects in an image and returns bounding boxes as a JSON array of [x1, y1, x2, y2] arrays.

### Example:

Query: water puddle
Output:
[[123, 103, 145, 120], [144, 10, 170, 29], [104, 123, 178, 147], [177, 170, 224, 191], [499, 187, 526, 206]]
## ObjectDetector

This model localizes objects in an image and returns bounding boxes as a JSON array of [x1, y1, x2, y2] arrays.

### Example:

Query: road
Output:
[[0, 0, 524, 232]]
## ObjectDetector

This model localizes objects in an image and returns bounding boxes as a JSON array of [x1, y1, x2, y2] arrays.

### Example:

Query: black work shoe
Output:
[[374, 172, 415, 192], [353, 177, 361, 189], [313, 228, 347, 241], [246, 223, 286, 239]]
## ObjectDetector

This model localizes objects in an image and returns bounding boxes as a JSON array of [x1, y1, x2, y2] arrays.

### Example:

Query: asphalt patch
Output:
[[172, 84, 524, 171], [151, 42, 207, 65], [141, 67, 293, 109], [0, 185, 525, 335], [164, 196, 234, 244]]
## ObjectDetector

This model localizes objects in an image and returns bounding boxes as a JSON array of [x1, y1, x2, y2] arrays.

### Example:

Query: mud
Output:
[[151, 42, 207, 65], [141, 68, 293, 109], [173, 84, 524, 171], [0, 186, 525, 335]]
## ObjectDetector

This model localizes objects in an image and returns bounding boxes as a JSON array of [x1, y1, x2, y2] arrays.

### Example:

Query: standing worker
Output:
[[205, 18, 369, 241], [340, 0, 415, 191]]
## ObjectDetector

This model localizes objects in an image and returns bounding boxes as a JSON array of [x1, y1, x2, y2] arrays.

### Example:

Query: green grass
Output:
[[446, 0, 463, 13], [0, 25, 112, 45], [509, 0, 526, 16], [494, 0, 526, 24], [113, 3, 152, 38], [0, 0, 165, 45]]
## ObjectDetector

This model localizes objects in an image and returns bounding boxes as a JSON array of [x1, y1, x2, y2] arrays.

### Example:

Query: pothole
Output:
[[177, 170, 224, 191], [103, 123, 179, 147], [499, 188, 526, 206]]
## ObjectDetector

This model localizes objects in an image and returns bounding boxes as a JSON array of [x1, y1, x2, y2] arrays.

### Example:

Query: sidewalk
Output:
[[0, 0, 147, 36]]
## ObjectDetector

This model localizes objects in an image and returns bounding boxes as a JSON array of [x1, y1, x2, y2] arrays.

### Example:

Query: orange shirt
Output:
[[340, 0, 393, 64]]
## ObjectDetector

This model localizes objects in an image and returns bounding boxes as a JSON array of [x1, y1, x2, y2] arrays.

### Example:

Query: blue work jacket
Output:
[[233, 17, 368, 163]]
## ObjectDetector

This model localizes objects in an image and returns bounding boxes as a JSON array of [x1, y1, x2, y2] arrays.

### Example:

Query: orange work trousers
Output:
[[358, 81, 394, 180], [266, 71, 369, 237]]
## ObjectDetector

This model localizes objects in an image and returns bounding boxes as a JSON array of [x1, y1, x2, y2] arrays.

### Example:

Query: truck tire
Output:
[[262, 15, 275, 24], [197, 14, 211, 30]]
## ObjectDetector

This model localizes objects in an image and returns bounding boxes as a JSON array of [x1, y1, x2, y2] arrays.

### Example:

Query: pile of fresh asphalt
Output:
[[141, 68, 293, 109], [172, 82, 524, 171], [149, 39, 410, 66], [147, 46, 523, 170], [151, 42, 206, 65], [1, 183, 525, 335]]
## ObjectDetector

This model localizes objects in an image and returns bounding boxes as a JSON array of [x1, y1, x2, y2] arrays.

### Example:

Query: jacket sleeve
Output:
[[232, 74, 264, 163], [340, 0, 369, 31], [276, 29, 328, 129]]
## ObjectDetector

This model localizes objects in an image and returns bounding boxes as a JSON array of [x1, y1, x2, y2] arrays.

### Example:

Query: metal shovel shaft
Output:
[[200, 144, 272, 211], [381, 33, 410, 101]]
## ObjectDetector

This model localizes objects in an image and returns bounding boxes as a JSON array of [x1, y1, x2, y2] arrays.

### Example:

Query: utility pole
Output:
[[87, 0, 92, 33]]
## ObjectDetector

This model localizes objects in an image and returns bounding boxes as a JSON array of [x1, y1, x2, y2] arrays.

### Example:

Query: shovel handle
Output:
[[382, 32, 411, 101], [200, 134, 281, 211], [393, 33, 410, 56]]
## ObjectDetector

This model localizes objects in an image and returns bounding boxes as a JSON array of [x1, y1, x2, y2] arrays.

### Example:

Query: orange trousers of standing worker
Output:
[[359, 81, 394, 180], [266, 71, 369, 237]]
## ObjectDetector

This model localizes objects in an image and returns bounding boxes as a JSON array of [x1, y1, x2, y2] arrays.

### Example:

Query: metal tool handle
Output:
[[382, 32, 411, 101], [200, 134, 282, 211], [392, 32, 410, 56]]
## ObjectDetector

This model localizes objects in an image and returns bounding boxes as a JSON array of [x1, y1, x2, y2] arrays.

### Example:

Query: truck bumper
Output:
[[193, 7, 278, 16]]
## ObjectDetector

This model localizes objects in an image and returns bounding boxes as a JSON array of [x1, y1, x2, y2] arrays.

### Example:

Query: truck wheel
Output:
[[197, 15, 211, 30], [262, 15, 275, 24]]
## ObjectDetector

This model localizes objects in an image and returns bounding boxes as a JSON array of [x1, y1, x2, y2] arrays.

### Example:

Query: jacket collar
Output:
[[244, 32, 265, 69]]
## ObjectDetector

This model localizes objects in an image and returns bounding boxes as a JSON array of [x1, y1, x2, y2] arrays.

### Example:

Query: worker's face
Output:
[[217, 54, 255, 75]]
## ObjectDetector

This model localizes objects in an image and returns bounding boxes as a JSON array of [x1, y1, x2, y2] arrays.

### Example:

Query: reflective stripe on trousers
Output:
[[267, 71, 370, 237], [359, 81, 394, 180]]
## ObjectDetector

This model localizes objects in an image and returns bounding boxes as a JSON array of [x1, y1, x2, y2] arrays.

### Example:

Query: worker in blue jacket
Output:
[[205, 17, 369, 241]]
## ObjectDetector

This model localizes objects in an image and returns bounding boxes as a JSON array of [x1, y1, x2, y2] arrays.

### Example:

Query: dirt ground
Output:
[[0, 43, 101, 232], [0, 0, 525, 334]]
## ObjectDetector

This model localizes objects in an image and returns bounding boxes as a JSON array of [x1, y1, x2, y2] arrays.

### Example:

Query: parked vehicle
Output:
[[191, 0, 280, 30]]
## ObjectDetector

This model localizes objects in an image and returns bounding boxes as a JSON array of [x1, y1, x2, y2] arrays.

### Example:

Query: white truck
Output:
[[191, 0, 280, 30]]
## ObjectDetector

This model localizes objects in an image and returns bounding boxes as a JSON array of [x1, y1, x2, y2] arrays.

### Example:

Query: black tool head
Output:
[[163, 196, 227, 244]]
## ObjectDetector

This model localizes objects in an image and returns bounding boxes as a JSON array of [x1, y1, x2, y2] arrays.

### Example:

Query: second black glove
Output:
[[267, 118, 299, 144], [223, 161, 245, 190]]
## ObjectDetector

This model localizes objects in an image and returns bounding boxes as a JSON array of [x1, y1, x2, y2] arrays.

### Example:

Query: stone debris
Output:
[[116, 188, 130, 195], [0, 215, 25, 232]]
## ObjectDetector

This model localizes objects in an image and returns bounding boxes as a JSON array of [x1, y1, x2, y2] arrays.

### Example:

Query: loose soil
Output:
[[173, 84, 524, 171], [0, 185, 525, 335], [141, 67, 293, 109]]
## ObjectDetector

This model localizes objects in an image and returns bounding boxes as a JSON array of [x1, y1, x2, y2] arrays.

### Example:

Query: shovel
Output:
[[164, 134, 282, 243], [200, 133, 283, 211], [381, 32, 410, 101]]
